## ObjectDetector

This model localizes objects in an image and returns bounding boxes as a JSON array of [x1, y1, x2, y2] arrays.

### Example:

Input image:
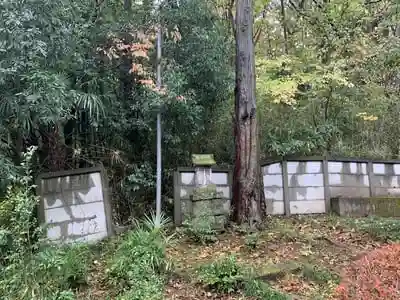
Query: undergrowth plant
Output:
[[245, 232, 260, 250], [301, 264, 340, 284], [0, 147, 92, 300], [107, 212, 173, 299], [196, 255, 289, 298], [196, 255, 245, 293], [182, 213, 218, 244], [244, 279, 289, 300], [0, 146, 40, 260], [349, 217, 400, 242]]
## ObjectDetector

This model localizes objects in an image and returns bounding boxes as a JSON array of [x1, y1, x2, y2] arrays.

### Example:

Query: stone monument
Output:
[[190, 154, 228, 228]]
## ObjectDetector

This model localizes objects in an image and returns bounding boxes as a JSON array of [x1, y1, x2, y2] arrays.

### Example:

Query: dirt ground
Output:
[[165, 215, 383, 300]]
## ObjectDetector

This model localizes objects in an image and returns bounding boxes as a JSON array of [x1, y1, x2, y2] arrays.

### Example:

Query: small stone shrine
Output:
[[190, 154, 229, 228]]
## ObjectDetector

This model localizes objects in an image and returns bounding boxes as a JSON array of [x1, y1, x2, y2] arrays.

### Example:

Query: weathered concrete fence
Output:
[[37, 166, 114, 243], [264, 157, 400, 216], [174, 156, 400, 223]]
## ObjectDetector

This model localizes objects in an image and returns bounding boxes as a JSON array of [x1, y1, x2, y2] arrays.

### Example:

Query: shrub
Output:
[[0, 147, 92, 299], [196, 256, 245, 293], [107, 228, 167, 285], [106, 214, 172, 299], [0, 147, 40, 261], [335, 243, 400, 300], [244, 279, 288, 300], [182, 214, 218, 244], [0, 244, 91, 300]]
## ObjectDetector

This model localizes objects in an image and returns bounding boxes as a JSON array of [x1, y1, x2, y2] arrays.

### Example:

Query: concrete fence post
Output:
[[367, 161, 374, 197], [322, 158, 331, 213], [282, 160, 290, 216]]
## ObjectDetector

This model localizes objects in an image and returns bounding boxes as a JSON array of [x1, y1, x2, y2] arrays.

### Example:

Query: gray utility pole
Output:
[[155, 1, 162, 227]]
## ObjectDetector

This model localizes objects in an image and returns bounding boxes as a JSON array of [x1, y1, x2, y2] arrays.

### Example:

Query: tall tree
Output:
[[232, 0, 265, 224]]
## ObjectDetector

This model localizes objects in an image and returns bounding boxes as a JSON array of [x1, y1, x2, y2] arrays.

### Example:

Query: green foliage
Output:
[[0, 244, 91, 300], [348, 217, 400, 242], [0, 146, 91, 300], [115, 277, 164, 300], [244, 279, 289, 300], [0, 146, 39, 259], [244, 232, 260, 250], [182, 214, 218, 244], [106, 214, 172, 299], [301, 264, 340, 284], [0, 0, 234, 220], [196, 256, 245, 293]]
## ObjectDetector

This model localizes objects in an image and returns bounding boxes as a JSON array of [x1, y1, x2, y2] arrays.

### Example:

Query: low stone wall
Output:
[[331, 196, 400, 217]]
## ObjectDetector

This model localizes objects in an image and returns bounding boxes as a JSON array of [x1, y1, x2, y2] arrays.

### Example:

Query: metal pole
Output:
[[155, 7, 162, 227]]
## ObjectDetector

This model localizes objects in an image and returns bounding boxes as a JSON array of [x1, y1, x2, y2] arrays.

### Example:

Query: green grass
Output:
[[346, 216, 400, 242]]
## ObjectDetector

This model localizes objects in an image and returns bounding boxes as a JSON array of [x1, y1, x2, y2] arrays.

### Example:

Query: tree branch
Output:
[[253, 26, 263, 45], [228, 0, 236, 36]]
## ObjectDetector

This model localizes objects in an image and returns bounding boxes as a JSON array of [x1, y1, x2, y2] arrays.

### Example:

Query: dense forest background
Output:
[[1, 0, 399, 223]]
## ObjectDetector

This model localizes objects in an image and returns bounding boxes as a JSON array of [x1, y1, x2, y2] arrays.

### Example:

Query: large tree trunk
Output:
[[232, 0, 265, 225]]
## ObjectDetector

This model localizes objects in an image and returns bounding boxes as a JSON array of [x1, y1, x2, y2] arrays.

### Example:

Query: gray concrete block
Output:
[[263, 174, 283, 187], [263, 163, 282, 175], [328, 174, 369, 186], [287, 161, 322, 174], [331, 197, 400, 217], [288, 187, 325, 201], [329, 186, 370, 198], [290, 200, 325, 214], [288, 173, 324, 187], [264, 187, 283, 201], [373, 175, 400, 188]]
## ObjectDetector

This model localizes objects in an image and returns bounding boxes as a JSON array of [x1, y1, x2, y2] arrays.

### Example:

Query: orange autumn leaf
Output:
[[138, 79, 154, 86], [132, 49, 149, 59], [130, 63, 145, 75]]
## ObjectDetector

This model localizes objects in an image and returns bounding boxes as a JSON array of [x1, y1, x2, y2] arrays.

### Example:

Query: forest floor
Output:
[[164, 215, 384, 300], [79, 215, 389, 300]]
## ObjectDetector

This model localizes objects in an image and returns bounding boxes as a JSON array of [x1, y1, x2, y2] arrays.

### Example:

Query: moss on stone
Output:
[[191, 154, 216, 166]]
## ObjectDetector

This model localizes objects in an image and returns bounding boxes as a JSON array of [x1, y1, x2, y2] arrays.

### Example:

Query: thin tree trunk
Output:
[[232, 0, 265, 225], [280, 0, 289, 54]]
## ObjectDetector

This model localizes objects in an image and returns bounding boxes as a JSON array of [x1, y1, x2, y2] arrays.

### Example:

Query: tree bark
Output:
[[280, 0, 289, 54], [232, 0, 265, 225]]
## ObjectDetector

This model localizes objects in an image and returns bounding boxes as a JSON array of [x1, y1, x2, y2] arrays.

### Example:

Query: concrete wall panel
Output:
[[288, 187, 325, 201], [374, 175, 400, 188], [373, 187, 400, 196], [181, 172, 195, 185], [271, 201, 284, 215], [264, 187, 283, 201], [328, 174, 369, 186], [290, 200, 325, 214], [38, 169, 112, 244], [263, 163, 282, 174], [328, 162, 367, 174], [288, 174, 324, 187], [211, 173, 228, 185], [287, 161, 322, 174], [330, 186, 370, 198], [263, 174, 283, 187]]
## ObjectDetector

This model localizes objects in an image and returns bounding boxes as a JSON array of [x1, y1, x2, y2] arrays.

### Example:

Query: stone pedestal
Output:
[[188, 154, 229, 228]]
